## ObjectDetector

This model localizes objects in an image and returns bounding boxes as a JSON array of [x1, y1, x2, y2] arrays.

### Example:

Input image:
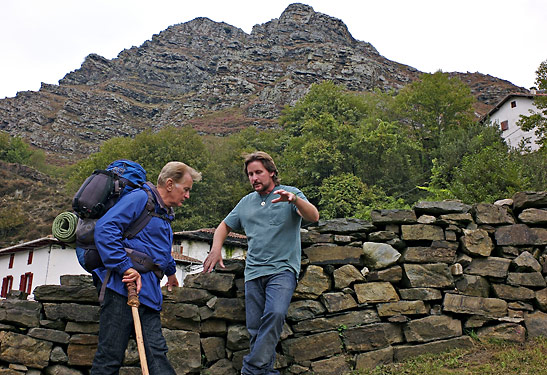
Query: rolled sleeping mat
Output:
[[52, 212, 78, 246]]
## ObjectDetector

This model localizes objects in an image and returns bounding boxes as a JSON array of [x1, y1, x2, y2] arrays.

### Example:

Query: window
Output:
[[9, 254, 14, 269], [19, 272, 33, 294], [1, 276, 13, 298], [501, 120, 509, 131], [25, 273, 33, 294], [27, 250, 33, 265], [511, 101, 516, 108]]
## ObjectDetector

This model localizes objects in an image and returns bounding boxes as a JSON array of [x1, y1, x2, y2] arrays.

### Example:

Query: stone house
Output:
[[483, 90, 547, 150]]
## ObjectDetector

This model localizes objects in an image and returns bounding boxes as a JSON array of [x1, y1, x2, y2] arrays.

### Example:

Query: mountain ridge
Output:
[[0, 3, 528, 163]]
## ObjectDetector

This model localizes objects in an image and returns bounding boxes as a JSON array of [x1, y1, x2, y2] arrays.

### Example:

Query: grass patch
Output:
[[355, 336, 547, 375]]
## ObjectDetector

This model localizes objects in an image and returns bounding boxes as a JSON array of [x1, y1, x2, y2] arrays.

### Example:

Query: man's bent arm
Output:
[[202, 221, 231, 272], [294, 197, 320, 223]]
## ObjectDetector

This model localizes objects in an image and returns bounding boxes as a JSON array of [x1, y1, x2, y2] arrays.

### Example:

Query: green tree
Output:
[[517, 59, 547, 149], [449, 144, 527, 203], [394, 71, 476, 149], [280, 82, 425, 205], [0, 132, 34, 164]]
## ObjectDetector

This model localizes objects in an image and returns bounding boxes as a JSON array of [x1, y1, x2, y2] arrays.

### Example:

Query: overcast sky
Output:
[[1, 0, 546, 99]]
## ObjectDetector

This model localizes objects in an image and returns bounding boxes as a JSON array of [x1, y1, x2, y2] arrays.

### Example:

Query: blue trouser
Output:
[[242, 270, 297, 375], [90, 287, 175, 375]]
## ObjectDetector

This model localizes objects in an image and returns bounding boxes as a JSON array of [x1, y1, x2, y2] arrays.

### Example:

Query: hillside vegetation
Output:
[[1, 74, 545, 247]]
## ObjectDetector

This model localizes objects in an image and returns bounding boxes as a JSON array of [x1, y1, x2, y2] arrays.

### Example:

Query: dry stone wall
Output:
[[1, 191, 546, 374]]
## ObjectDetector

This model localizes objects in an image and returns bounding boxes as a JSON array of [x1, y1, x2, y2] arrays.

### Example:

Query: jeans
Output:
[[242, 270, 297, 375], [90, 287, 175, 375]]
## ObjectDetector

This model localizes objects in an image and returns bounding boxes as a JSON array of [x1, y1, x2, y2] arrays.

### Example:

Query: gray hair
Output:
[[157, 161, 202, 186]]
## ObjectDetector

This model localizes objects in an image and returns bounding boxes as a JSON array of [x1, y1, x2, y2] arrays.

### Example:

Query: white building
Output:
[[172, 228, 247, 274], [484, 91, 546, 151], [0, 237, 84, 298], [1, 229, 247, 298]]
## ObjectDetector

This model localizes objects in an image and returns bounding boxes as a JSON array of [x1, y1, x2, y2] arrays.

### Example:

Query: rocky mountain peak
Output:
[[0, 3, 527, 162]]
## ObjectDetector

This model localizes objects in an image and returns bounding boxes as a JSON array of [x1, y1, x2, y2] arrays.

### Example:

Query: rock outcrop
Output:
[[0, 3, 527, 161]]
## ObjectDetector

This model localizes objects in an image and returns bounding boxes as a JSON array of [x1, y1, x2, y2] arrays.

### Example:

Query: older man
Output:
[[91, 161, 201, 375], [203, 151, 319, 375]]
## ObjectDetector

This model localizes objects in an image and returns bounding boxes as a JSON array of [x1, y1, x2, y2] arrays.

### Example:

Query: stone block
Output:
[[43, 303, 100, 323], [164, 329, 201, 374], [461, 229, 494, 257], [304, 245, 363, 266], [362, 242, 401, 269], [512, 191, 547, 212], [495, 224, 547, 246], [343, 323, 391, 352], [403, 315, 462, 343], [354, 282, 399, 304], [398, 288, 442, 301], [0, 299, 41, 328], [320, 292, 357, 313], [518, 208, 547, 225], [292, 310, 380, 333], [183, 272, 235, 293], [287, 300, 326, 322], [162, 286, 214, 305], [370, 209, 417, 224], [402, 263, 454, 288], [455, 275, 490, 298], [443, 293, 507, 318], [226, 324, 249, 351], [366, 266, 402, 283], [315, 218, 376, 234], [281, 331, 342, 362], [206, 298, 245, 321], [401, 224, 445, 241], [294, 265, 331, 299], [491, 284, 535, 301], [377, 300, 427, 317], [477, 323, 526, 343], [507, 272, 546, 288], [402, 244, 456, 264], [413, 201, 471, 215], [0, 331, 52, 369], [355, 346, 393, 371], [473, 203, 515, 225], [464, 257, 511, 279], [393, 336, 474, 361], [310, 355, 351, 375], [333, 264, 364, 289]]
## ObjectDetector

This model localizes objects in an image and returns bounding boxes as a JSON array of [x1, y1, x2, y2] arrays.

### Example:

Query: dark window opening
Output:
[[511, 101, 517, 108], [9, 254, 14, 269], [501, 120, 509, 131], [27, 250, 33, 265]]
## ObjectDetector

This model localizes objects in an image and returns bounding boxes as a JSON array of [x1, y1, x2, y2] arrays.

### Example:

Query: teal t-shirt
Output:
[[223, 185, 306, 282]]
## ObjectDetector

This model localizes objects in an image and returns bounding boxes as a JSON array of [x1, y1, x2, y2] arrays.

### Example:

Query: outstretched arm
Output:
[[202, 221, 232, 273], [272, 189, 320, 223]]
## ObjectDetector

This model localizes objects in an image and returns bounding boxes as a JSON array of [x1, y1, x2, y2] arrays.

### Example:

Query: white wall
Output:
[[490, 96, 540, 150], [179, 239, 246, 263], [1, 244, 83, 298]]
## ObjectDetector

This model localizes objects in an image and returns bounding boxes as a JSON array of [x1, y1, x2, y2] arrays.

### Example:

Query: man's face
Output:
[[165, 173, 193, 208], [247, 160, 275, 194]]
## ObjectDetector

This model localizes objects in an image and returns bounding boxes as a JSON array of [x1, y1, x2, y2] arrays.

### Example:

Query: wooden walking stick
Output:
[[127, 282, 149, 375]]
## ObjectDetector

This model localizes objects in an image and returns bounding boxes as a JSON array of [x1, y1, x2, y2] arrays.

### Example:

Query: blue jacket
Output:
[[94, 186, 176, 311]]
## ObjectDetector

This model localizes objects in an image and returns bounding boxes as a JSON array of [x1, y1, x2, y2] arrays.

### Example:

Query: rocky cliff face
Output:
[[0, 3, 528, 162]]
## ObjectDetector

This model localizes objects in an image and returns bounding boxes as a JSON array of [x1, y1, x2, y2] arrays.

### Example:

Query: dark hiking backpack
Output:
[[72, 160, 173, 274]]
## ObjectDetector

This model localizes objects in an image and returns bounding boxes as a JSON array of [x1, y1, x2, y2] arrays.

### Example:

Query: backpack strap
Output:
[[122, 182, 173, 240]]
